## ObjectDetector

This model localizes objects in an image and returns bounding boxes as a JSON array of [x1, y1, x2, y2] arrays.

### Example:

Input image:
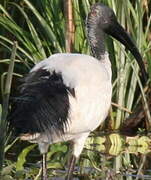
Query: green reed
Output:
[[0, 0, 150, 179]]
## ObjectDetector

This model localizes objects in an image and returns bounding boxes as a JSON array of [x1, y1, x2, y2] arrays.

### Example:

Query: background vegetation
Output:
[[0, 0, 151, 179]]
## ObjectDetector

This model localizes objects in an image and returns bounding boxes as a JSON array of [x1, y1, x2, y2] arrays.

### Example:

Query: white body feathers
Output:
[[22, 53, 112, 157]]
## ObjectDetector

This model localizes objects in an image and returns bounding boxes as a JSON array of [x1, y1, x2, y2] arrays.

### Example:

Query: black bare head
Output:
[[87, 3, 148, 83], [87, 3, 117, 31]]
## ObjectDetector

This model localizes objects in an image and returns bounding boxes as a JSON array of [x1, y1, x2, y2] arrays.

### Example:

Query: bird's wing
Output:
[[9, 68, 75, 137]]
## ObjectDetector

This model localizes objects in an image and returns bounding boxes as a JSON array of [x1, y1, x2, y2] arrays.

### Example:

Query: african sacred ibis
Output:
[[9, 3, 147, 180]]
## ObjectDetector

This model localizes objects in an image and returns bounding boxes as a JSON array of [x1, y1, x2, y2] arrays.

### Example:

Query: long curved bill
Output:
[[105, 21, 148, 83]]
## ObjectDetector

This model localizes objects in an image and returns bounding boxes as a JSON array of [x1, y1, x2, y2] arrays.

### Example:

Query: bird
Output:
[[9, 3, 147, 180]]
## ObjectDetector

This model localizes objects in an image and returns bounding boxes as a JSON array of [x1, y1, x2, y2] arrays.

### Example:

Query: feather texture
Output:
[[9, 69, 75, 136]]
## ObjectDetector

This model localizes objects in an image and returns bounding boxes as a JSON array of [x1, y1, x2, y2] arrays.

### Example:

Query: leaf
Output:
[[23, 0, 62, 53], [16, 144, 36, 171]]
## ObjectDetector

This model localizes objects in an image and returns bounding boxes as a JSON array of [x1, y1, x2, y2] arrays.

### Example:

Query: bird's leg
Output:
[[65, 154, 76, 180], [65, 134, 89, 180], [41, 153, 48, 180]]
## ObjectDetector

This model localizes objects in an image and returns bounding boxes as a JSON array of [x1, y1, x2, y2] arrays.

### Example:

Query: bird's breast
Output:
[[28, 53, 112, 143], [68, 78, 112, 134]]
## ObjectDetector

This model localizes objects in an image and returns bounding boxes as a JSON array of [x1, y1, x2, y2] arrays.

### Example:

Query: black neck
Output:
[[86, 17, 106, 60]]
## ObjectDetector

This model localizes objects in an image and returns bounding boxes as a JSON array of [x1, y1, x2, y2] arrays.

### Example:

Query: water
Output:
[[4, 133, 151, 180]]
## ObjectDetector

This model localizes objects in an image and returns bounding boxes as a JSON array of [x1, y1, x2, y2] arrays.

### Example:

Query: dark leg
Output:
[[41, 153, 47, 180], [65, 154, 76, 180]]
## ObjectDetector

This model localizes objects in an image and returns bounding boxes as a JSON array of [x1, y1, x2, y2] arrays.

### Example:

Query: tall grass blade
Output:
[[23, 0, 62, 53], [0, 41, 17, 173]]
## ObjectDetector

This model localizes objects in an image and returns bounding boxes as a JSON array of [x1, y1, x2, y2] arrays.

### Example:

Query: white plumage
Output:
[[9, 3, 147, 180], [21, 53, 112, 157]]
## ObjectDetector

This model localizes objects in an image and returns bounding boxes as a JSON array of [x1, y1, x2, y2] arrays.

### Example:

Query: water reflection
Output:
[[79, 133, 151, 180], [51, 133, 151, 179], [5, 133, 151, 179]]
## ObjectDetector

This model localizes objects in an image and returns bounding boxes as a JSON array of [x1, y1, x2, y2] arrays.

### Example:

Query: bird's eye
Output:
[[90, 9, 97, 17]]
